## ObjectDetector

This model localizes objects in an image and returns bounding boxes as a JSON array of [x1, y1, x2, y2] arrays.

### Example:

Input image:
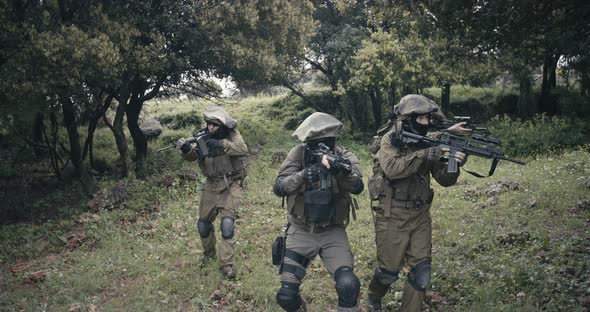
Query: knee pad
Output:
[[276, 282, 302, 312], [374, 267, 399, 286], [408, 259, 432, 291], [197, 219, 213, 239], [220, 216, 235, 239], [334, 266, 360, 308]]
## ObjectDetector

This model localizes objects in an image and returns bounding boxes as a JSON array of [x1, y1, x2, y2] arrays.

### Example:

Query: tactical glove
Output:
[[175, 138, 192, 154], [303, 164, 321, 184], [206, 139, 225, 157], [389, 131, 404, 149], [424, 146, 444, 162]]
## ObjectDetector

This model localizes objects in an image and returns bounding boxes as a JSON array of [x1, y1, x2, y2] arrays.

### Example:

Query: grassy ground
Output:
[[1, 94, 589, 311]]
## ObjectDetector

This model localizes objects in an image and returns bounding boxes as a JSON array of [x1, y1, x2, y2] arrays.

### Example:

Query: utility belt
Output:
[[206, 170, 242, 181], [381, 183, 433, 217], [391, 198, 430, 209]]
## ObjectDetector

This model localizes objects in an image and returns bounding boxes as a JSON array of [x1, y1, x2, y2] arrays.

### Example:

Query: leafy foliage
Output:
[[488, 115, 587, 156]]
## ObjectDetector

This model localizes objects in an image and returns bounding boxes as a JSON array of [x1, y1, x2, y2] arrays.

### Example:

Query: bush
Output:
[[447, 98, 494, 123], [492, 94, 519, 115], [555, 91, 590, 118], [158, 111, 202, 130], [487, 114, 587, 156]]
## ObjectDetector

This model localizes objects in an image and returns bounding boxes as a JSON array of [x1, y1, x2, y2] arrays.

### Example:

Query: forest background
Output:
[[1, 1, 589, 311]]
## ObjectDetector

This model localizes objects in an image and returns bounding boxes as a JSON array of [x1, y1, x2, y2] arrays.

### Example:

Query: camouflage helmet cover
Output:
[[203, 106, 238, 129], [292, 112, 343, 142], [394, 94, 445, 120]]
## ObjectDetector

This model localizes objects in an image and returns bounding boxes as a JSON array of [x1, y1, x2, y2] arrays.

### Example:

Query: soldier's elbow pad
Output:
[[273, 177, 288, 197]]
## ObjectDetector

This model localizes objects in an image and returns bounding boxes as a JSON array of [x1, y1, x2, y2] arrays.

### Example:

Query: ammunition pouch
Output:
[[202, 154, 248, 179], [367, 173, 384, 201], [272, 236, 285, 266], [303, 188, 334, 224]]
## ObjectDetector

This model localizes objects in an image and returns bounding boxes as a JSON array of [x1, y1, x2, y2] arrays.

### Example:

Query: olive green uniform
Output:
[[273, 112, 364, 312], [181, 107, 248, 269], [367, 95, 460, 312]]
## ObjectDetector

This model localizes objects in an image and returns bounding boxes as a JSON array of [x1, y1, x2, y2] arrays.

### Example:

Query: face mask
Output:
[[210, 125, 229, 139], [410, 117, 429, 135]]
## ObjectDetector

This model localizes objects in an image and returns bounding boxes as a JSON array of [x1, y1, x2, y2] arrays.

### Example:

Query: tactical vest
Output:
[[368, 121, 434, 211], [201, 153, 247, 179], [286, 144, 354, 227]]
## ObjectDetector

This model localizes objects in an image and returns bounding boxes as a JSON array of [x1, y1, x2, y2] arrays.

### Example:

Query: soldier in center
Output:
[[272, 112, 364, 312]]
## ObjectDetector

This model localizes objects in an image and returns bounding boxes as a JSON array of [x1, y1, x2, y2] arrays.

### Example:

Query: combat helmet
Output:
[[292, 112, 343, 142], [393, 94, 445, 121], [203, 106, 238, 129]]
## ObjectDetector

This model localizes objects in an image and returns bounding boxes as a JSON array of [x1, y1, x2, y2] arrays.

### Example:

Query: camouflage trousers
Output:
[[199, 181, 241, 268], [368, 205, 432, 312], [280, 224, 359, 312]]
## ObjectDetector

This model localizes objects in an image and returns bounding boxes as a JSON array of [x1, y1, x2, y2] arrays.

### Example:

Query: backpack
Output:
[[367, 118, 396, 202]]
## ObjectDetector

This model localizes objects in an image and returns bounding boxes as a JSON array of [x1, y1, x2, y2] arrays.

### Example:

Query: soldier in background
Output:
[[175, 106, 248, 279], [272, 112, 364, 312], [366, 95, 468, 311]]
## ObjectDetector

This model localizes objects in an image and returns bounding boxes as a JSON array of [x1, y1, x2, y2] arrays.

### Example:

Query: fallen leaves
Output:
[[23, 270, 47, 284]]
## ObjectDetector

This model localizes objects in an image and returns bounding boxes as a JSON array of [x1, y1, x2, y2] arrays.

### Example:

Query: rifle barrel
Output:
[[156, 145, 175, 152]]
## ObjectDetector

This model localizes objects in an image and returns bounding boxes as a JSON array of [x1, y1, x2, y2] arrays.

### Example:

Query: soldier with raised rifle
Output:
[[175, 106, 248, 279]]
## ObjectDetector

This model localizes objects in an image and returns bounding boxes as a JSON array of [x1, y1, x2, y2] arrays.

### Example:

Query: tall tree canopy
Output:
[[0, 0, 315, 178]]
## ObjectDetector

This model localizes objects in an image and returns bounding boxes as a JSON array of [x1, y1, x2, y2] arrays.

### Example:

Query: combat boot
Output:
[[367, 295, 382, 312], [221, 265, 236, 279], [199, 256, 213, 269]]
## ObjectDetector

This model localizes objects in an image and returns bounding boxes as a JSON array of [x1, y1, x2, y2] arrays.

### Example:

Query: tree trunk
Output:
[[126, 92, 147, 174], [82, 94, 113, 165], [61, 97, 96, 193], [32, 112, 45, 158], [441, 83, 451, 112], [549, 54, 558, 89], [369, 87, 382, 130], [112, 95, 129, 177], [344, 90, 359, 134], [540, 54, 559, 114], [581, 71, 590, 96], [517, 73, 535, 117]]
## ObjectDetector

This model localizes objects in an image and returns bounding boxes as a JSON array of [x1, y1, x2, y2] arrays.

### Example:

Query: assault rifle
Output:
[[399, 130, 526, 177], [308, 142, 352, 173], [433, 116, 487, 132], [156, 129, 211, 158]]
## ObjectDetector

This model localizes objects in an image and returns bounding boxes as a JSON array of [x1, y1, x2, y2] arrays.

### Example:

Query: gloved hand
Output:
[[424, 146, 444, 162], [175, 138, 192, 154], [206, 139, 225, 157], [303, 164, 321, 184], [389, 131, 404, 148]]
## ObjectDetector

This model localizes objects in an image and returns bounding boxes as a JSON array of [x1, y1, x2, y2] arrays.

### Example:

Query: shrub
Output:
[[158, 111, 202, 130], [487, 114, 587, 156], [556, 92, 590, 118], [446, 98, 494, 123], [492, 94, 519, 115]]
